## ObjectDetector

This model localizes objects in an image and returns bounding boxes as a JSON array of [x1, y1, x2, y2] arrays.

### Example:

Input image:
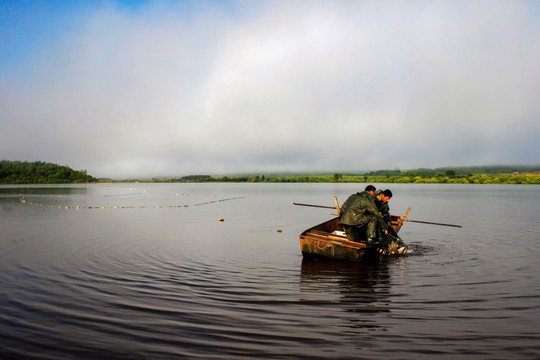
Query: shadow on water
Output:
[[300, 257, 389, 290], [299, 257, 392, 333]]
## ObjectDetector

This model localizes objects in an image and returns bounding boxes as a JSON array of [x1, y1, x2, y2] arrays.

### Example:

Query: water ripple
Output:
[[2, 183, 540, 359]]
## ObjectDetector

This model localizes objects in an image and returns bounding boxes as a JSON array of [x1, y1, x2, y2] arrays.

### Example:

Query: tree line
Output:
[[0, 160, 97, 184], [119, 172, 540, 185], [2, 160, 538, 185]]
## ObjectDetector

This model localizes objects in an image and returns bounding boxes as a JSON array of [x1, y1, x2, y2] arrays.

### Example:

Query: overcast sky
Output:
[[1, 0, 539, 178]]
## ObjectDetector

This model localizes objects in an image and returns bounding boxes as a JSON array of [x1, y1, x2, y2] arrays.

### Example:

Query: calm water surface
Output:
[[1, 183, 539, 359]]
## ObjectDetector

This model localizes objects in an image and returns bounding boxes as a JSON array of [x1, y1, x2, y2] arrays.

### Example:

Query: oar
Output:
[[293, 202, 335, 210], [333, 196, 341, 216], [294, 203, 462, 228], [405, 219, 462, 228], [293, 202, 340, 216], [399, 206, 461, 228]]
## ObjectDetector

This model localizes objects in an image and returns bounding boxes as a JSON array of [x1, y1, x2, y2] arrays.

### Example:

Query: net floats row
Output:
[[20, 198, 189, 209]]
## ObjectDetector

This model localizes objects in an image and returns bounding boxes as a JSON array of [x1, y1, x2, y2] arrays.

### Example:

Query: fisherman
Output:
[[375, 189, 393, 224], [339, 185, 388, 244], [374, 188, 402, 243]]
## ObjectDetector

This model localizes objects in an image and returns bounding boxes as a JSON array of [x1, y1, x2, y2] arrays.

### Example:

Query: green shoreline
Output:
[[115, 173, 540, 185], [2, 160, 540, 185]]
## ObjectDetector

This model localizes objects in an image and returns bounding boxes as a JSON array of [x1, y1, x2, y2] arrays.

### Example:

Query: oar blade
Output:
[[408, 219, 462, 228]]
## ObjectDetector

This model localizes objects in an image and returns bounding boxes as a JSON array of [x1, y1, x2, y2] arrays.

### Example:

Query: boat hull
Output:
[[299, 216, 405, 260], [299, 217, 374, 260]]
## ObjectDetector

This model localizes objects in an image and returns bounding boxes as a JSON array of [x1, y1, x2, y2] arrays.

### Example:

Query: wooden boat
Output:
[[299, 214, 407, 260]]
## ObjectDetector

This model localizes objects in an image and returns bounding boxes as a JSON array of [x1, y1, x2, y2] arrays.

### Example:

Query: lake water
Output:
[[1, 183, 539, 359]]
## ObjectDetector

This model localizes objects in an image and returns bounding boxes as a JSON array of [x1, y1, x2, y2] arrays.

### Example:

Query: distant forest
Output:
[[0, 160, 97, 184], [126, 165, 540, 185], [2, 160, 539, 185]]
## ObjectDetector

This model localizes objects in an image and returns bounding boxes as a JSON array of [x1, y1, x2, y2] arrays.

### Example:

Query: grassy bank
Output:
[[117, 173, 540, 185]]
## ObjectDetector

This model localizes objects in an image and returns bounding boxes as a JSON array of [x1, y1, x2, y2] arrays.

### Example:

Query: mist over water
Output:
[[1, 183, 539, 359]]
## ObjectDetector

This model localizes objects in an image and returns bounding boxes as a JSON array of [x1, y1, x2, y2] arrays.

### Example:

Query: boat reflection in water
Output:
[[299, 257, 392, 333]]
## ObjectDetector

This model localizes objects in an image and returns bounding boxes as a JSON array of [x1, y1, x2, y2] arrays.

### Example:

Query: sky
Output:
[[1, 0, 539, 178]]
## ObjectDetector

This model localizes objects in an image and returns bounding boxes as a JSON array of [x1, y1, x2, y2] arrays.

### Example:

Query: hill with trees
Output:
[[0, 160, 97, 184], [364, 165, 540, 177], [3, 161, 538, 185], [118, 165, 540, 185]]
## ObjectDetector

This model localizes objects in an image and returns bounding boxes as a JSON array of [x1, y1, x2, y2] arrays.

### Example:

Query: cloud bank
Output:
[[1, 0, 539, 178]]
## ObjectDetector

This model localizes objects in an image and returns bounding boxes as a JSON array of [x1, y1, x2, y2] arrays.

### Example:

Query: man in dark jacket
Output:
[[375, 189, 393, 224], [339, 185, 388, 244], [374, 188, 401, 242]]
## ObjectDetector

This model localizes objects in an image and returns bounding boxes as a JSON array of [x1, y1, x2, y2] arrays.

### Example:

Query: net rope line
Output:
[[317, 239, 335, 257], [19, 196, 246, 210]]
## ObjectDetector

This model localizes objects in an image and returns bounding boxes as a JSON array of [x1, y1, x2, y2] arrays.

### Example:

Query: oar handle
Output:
[[333, 196, 341, 216], [293, 202, 335, 209]]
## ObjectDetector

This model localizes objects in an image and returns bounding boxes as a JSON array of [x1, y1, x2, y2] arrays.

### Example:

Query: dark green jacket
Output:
[[339, 191, 388, 230], [375, 191, 391, 224]]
